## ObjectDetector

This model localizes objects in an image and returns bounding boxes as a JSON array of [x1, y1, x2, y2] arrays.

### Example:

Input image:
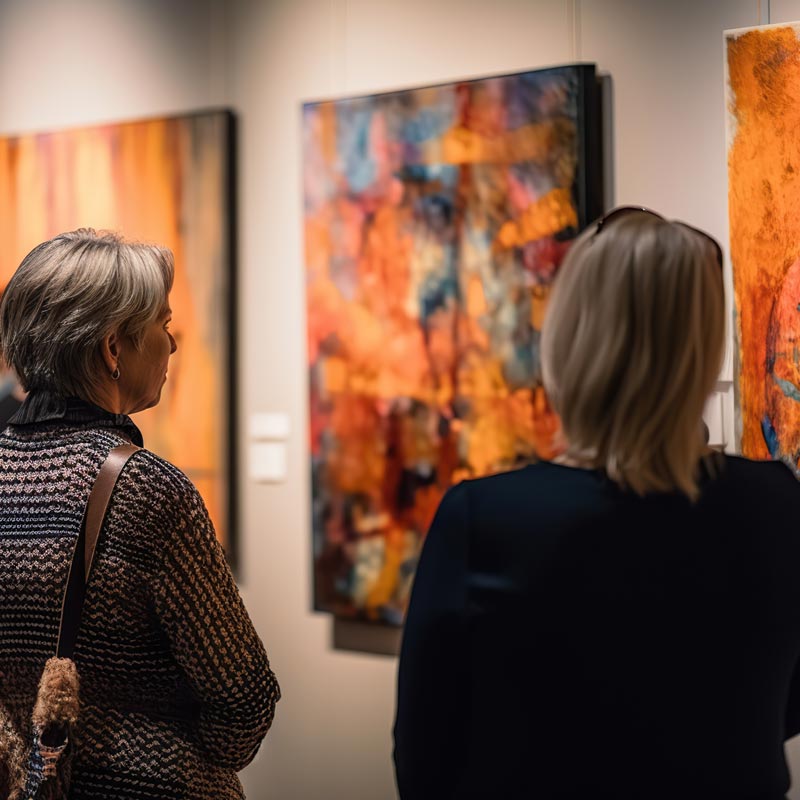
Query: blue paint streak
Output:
[[504, 340, 536, 388], [762, 415, 780, 459], [507, 73, 576, 128], [401, 164, 459, 187], [402, 106, 452, 143], [337, 105, 377, 193], [416, 193, 454, 230], [773, 374, 800, 402], [419, 268, 457, 322]]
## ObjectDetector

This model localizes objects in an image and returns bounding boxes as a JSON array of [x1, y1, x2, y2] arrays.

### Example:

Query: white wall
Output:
[[0, 0, 228, 133], [4, 1, 800, 798]]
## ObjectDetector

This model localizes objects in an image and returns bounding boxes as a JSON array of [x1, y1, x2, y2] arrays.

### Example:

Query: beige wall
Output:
[[0, 0, 228, 132], [3, 0, 800, 798]]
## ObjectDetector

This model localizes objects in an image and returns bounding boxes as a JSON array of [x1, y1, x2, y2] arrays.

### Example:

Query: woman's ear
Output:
[[99, 331, 120, 376]]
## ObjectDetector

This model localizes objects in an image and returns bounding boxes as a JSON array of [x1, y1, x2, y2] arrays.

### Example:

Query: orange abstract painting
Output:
[[726, 25, 800, 466], [0, 111, 235, 554], [304, 66, 601, 624]]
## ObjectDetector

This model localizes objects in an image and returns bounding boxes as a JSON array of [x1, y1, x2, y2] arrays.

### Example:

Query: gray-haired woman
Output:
[[0, 229, 279, 799]]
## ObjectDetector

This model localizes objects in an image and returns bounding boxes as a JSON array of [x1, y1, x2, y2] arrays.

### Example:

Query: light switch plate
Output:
[[249, 441, 287, 482], [249, 412, 290, 441]]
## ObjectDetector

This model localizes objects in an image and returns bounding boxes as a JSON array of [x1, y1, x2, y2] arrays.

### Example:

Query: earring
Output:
[[111, 367, 120, 381]]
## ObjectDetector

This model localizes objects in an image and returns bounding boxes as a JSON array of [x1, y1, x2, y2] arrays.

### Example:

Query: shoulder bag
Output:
[[0, 442, 139, 800]]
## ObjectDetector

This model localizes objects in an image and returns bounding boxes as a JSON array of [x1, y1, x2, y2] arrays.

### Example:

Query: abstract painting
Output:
[[304, 66, 601, 624], [726, 24, 800, 466], [0, 111, 236, 557]]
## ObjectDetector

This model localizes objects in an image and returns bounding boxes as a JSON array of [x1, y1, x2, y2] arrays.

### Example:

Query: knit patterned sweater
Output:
[[0, 394, 280, 799]]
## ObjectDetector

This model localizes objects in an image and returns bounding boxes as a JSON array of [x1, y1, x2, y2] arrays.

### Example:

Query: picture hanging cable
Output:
[[569, 0, 582, 61]]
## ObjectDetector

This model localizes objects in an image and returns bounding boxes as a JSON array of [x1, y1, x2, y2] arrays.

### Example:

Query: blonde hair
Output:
[[540, 212, 725, 499], [0, 229, 174, 397]]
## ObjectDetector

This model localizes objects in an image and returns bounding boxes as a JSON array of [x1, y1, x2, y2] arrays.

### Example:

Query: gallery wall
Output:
[[3, 1, 800, 798], [0, 0, 229, 132]]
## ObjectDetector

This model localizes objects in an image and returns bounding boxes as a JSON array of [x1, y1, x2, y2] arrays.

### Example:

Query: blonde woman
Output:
[[394, 208, 800, 800], [0, 230, 279, 799]]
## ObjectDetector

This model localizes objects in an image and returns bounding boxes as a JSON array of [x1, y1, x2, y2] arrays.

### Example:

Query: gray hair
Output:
[[541, 212, 725, 500], [0, 229, 174, 396]]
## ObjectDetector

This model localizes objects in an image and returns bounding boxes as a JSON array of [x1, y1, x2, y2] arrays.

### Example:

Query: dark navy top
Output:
[[394, 456, 800, 800]]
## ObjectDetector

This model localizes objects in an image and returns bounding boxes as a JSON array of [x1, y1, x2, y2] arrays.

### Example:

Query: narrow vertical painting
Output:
[[726, 24, 800, 466], [0, 111, 236, 558], [304, 65, 601, 624]]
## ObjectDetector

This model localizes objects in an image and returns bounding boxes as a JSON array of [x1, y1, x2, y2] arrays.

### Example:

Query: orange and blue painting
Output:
[[726, 25, 800, 466], [0, 111, 235, 555], [304, 66, 600, 624]]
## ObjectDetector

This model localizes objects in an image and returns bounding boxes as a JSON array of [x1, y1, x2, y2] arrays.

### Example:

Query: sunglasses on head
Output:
[[592, 206, 724, 269]]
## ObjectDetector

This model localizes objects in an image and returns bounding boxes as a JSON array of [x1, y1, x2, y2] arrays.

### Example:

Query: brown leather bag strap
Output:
[[56, 443, 140, 658], [82, 443, 140, 581]]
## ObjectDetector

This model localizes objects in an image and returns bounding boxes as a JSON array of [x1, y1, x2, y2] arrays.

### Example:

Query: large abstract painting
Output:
[[0, 111, 236, 557], [726, 24, 800, 466], [304, 65, 601, 624]]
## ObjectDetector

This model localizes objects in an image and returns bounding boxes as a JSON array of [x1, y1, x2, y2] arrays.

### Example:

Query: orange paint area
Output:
[[306, 69, 594, 624], [727, 27, 800, 463], [0, 113, 232, 549], [495, 188, 578, 249]]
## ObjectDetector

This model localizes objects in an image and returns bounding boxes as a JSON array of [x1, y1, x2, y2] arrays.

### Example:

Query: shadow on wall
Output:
[[333, 619, 402, 657], [600, 72, 615, 211]]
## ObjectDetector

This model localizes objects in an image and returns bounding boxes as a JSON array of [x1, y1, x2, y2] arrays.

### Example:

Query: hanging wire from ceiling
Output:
[[568, 0, 582, 61]]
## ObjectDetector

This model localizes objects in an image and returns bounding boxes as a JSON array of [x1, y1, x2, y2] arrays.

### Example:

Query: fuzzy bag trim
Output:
[[32, 658, 80, 730], [0, 710, 29, 800]]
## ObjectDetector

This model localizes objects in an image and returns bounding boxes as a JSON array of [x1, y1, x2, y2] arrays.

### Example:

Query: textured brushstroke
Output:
[[0, 113, 232, 549], [305, 68, 592, 624], [727, 25, 800, 466]]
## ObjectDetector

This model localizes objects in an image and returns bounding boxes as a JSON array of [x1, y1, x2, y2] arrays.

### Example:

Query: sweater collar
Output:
[[8, 390, 144, 447]]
